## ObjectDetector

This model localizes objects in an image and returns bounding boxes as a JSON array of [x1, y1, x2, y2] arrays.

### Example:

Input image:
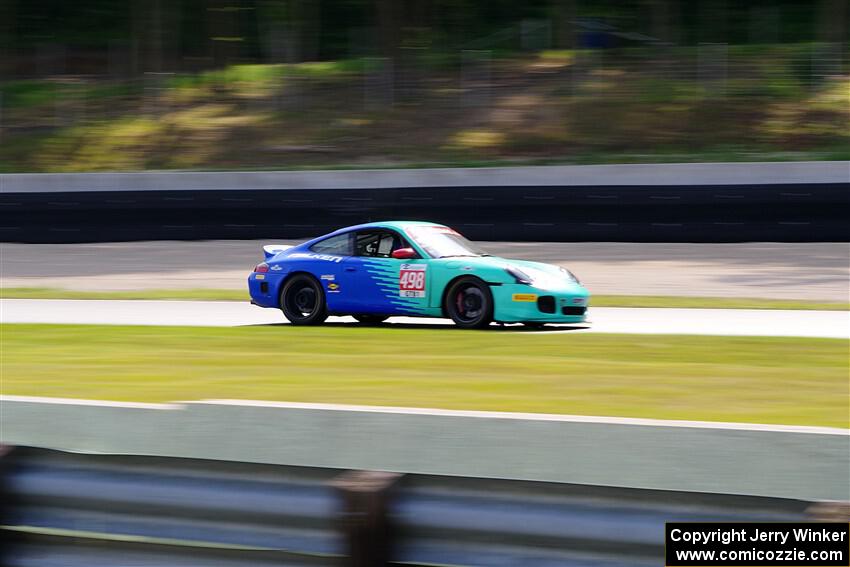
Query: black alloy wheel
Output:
[[281, 274, 328, 325], [445, 277, 493, 329]]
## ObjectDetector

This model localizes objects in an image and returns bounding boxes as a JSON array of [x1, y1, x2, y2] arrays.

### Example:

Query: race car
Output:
[[248, 221, 590, 328]]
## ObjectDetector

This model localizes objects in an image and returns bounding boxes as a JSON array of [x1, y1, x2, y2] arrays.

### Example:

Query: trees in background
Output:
[[0, 0, 843, 77]]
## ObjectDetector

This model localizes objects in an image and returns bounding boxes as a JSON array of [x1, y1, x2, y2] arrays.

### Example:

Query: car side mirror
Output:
[[391, 248, 416, 259]]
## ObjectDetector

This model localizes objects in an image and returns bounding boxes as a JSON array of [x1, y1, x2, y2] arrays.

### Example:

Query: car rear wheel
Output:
[[445, 277, 493, 329], [281, 274, 328, 325], [353, 315, 389, 325]]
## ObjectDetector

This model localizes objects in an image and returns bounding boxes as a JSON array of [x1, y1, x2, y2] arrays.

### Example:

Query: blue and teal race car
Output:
[[248, 221, 589, 328]]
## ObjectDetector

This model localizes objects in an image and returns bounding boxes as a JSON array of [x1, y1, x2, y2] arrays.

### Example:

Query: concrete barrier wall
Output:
[[1, 162, 848, 243], [2, 396, 847, 501], [2, 161, 848, 192]]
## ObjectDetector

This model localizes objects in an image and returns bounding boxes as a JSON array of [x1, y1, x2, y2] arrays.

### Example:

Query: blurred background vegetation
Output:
[[0, 0, 846, 172]]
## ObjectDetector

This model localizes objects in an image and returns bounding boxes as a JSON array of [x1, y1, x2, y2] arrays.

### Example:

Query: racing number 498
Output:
[[400, 270, 425, 290], [399, 264, 427, 298]]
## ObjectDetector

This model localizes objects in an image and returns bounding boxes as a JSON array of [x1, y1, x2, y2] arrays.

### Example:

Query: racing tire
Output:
[[445, 277, 494, 329], [281, 274, 328, 325], [353, 315, 389, 325]]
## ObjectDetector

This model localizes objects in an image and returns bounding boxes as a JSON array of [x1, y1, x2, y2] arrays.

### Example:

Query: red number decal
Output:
[[399, 265, 427, 297]]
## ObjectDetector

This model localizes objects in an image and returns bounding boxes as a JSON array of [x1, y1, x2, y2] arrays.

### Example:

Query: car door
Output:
[[343, 229, 431, 316], [304, 231, 360, 314]]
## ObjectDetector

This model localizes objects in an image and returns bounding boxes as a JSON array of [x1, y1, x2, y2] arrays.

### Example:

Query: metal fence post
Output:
[[332, 470, 402, 567]]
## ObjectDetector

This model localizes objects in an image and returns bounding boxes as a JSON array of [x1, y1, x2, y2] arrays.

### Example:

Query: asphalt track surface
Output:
[[2, 299, 847, 338], [2, 241, 848, 301]]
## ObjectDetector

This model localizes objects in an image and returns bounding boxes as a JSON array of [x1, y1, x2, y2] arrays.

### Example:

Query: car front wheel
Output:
[[281, 274, 328, 325], [445, 277, 493, 329]]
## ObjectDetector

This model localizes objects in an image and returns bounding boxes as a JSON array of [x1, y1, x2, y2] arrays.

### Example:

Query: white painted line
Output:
[[2, 299, 847, 338], [2, 395, 845, 435], [194, 399, 849, 435], [0, 395, 181, 410]]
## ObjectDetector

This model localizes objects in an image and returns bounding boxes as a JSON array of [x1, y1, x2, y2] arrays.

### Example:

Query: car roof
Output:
[[298, 221, 447, 250], [327, 220, 446, 235]]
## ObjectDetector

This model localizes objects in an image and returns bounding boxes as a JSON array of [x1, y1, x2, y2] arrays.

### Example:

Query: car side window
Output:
[[310, 233, 352, 255], [355, 230, 411, 258], [377, 234, 395, 256], [355, 231, 383, 257]]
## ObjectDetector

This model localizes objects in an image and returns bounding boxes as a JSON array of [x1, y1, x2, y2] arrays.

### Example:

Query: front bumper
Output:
[[492, 283, 590, 323]]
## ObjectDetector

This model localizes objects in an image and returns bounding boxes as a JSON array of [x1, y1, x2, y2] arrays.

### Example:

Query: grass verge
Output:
[[590, 295, 850, 311], [2, 323, 846, 428], [0, 287, 247, 302], [2, 287, 847, 311]]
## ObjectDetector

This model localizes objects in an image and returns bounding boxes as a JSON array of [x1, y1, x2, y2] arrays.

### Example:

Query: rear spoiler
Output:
[[263, 244, 294, 261]]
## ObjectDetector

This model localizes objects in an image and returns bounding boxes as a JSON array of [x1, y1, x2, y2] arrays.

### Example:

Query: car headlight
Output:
[[505, 266, 533, 285], [559, 267, 580, 284]]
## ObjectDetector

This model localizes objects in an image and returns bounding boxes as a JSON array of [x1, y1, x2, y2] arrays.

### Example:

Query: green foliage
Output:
[[1, 80, 141, 110], [634, 79, 704, 104], [1, 43, 847, 172], [2, 81, 61, 109]]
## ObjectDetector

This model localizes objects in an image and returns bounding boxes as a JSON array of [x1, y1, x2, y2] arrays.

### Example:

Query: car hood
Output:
[[441, 255, 562, 273], [440, 256, 586, 292]]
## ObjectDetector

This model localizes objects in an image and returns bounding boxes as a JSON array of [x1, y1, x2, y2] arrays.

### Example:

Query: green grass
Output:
[[2, 287, 847, 311], [0, 287, 245, 302], [2, 324, 847, 428], [1, 80, 141, 110], [590, 295, 850, 311]]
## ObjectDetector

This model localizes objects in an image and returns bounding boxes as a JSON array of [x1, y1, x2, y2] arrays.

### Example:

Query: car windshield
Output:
[[405, 225, 488, 259]]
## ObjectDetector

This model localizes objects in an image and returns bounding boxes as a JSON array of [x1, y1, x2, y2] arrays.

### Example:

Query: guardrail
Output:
[[1, 162, 847, 243], [2, 446, 826, 567]]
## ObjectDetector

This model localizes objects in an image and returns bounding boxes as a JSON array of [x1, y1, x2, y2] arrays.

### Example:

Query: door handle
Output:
[[345, 267, 357, 272]]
